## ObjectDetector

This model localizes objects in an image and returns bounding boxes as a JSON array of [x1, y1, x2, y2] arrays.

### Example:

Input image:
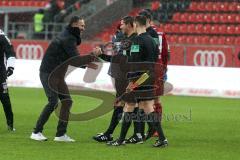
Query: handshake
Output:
[[91, 46, 103, 56]]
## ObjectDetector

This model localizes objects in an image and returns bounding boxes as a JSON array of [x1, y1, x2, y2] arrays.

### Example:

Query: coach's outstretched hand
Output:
[[6, 67, 14, 77]]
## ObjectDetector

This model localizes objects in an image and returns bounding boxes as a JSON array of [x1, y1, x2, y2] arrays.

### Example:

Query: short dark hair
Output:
[[69, 16, 83, 26], [122, 16, 134, 27], [139, 9, 152, 20], [134, 15, 147, 26]]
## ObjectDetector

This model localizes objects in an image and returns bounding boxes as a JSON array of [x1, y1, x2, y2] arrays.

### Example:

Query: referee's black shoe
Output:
[[145, 129, 155, 141], [125, 135, 143, 144], [107, 139, 125, 146], [93, 133, 113, 142], [153, 139, 168, 148]]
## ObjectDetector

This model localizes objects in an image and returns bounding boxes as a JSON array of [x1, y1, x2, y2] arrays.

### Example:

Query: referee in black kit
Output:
[[0, 29, 16, 131], [108, 15, 168, 147], [125, 9, 162, 143], [30, 16, 102, 142], [93, 16, 137, 142]]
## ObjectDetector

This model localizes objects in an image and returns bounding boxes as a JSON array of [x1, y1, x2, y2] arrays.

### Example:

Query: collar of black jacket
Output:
[[66, 25, 81, 45]]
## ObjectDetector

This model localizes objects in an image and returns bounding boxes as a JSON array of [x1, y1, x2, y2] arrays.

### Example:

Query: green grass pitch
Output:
[[0, 87, 240, 160]]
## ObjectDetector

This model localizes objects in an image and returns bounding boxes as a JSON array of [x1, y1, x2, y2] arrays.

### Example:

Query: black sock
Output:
[[133, 109, 145, 138], [119, 112, 132, 142], [133, 107, 139, 135], [104, 106, 123, 136], [147, 112, 166, 141], [140, 110, 145, 138], [0, 93, 14, 127]]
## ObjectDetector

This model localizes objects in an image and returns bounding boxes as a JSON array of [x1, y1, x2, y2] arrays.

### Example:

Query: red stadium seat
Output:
[[157, 24, 164, 32], [186, 36, 194, 44], [220, 2, 229, 12], [234, 37, 240, 45], [164, 24, 172, 32], [196, 13, 204, 22], [188, 13, 197, 23], [27, 1, 34, 7], [218, 25, 227, 34], [203, 24, 211, 34], [179, 24, 188, 33], [205, 2, 213, 11], [177, 36, 187, 44], [189, 2, 198, 11], [158, 24, 164, 32], [193, 36, 201, 44], [228, 2, 238, 12], [172, 13, 181, 22], [195, 24, 203, 34], [211, 14, 220, 23], [209, 36, 218, 44], [217, 36, 226, 45], [237, 3, 240, 12], [211, 25, 219, 34], [203, 14, 212, 23], [187, 24, 195, 33], [212, 2, 221, 11], [168, 35, 177, 43], [235, 26, 240, 34], [197, 2, 205, 11], [172, 24, 180, 33], [235, 15, 240, 23], [227, 14, 235, 23], [225, 37, 234, 45], [220, 14, 228, 23], [201, 36, 210, 44], [227, 25, 235, 35], [180, 13, 188, 23]]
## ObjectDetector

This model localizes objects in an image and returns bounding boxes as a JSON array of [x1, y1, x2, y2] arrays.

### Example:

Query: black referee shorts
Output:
[[122, 75, 156, 103], [114, 78, 128, 98]]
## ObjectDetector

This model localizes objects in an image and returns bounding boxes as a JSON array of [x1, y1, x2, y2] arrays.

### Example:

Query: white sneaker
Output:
[[8, 126, 16, 132], [54, 134, 75, 142], [30, 132, 47, 141]]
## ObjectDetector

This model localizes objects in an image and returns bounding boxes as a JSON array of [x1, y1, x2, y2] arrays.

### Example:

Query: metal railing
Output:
[[8, 22, 67, 40]]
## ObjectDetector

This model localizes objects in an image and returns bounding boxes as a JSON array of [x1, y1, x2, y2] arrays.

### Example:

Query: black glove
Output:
[[6, 67, 14, 77]]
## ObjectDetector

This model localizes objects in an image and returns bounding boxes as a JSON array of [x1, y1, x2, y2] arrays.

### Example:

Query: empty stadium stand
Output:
[[0, 0, 49, 8], [153, 0, 240, 45], [93, 1, 239, 46]]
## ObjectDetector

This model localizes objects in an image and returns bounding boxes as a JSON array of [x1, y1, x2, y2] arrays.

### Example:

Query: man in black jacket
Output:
[[0, 29, 16, 131], [30, 16, 102, 142], [126, 9, 170, 142]]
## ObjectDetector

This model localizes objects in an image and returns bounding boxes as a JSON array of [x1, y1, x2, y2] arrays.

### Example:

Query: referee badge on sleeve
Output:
[[130, 45, 140, 53]]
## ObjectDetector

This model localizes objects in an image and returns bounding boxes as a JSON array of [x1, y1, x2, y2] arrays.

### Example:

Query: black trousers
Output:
[[34, 72, 72, 137], [0, 80, 14, 127]]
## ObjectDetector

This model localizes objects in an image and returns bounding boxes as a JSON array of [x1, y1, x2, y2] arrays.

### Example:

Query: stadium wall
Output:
[[11, 40, 240, 67], [8, 60, 240, 99]]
